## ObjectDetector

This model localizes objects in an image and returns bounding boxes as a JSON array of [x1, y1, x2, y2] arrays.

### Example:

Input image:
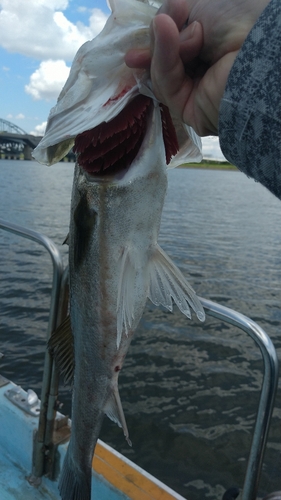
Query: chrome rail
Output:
[[200, 297, 279, 500], [0, 219, 64, 479], [0, 219, 279, 498]]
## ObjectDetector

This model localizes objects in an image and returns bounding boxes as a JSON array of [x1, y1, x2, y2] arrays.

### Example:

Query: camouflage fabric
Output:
[[219, 0, 281, 199]]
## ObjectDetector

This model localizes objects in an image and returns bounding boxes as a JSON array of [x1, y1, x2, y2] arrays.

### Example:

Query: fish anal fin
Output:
[[104, 386, 132, 446], [48, 315, 74, 386], [148, 244, 205, 322]]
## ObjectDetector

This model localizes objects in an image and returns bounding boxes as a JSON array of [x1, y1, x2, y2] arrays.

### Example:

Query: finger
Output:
[[125, 2, 198, 71], [183, 51, 239, 135], [151, 14, 184, 99], [125, 48, 150, 69], [179, 21, 204, 64], [124, 22, 203, 70], [151, 14, 193, 116], [158, 0, 190, 30]]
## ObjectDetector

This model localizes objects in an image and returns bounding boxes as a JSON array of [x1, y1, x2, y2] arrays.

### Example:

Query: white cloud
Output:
[[30, 121, 47, 136], [6, 113, 13, 120], [25, 60, 70, 101], [88, 8, 109, 38], [15, 113, 25, 119], [0, 0, 108, 61], [202, 136, 226, 161]]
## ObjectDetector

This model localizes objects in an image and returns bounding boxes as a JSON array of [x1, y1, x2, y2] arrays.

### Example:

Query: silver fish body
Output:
[[60, 105, 164, 499], [58, 104, 205, 499], [33, 5, 205, 498]]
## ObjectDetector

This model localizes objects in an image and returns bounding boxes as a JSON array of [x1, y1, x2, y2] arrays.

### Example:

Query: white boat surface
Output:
[[0, 375, 186, 500]]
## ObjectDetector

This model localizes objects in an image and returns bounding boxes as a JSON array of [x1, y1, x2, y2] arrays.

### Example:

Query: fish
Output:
[[33, 1, 205, 499]]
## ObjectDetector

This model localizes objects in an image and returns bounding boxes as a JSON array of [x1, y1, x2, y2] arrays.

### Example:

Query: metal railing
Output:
[[0, 219, 279, 499], [200, 297, 279, 500], [0, 218, 65, 479]]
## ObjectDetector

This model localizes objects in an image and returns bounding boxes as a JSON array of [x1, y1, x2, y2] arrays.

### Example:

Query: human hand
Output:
[[125, 0, 270, 136]]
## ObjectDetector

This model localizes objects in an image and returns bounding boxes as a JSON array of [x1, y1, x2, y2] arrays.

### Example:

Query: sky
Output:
[[0, 0, 225, 161]]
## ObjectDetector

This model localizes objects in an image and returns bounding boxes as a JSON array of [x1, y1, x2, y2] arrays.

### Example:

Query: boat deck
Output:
[[0, 377, 185, 500]]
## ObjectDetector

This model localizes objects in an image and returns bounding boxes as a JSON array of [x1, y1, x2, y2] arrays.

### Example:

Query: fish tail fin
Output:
[[104, 385, 132, 446], [148, 244, 205, 322], [59, 446, 91, 500]]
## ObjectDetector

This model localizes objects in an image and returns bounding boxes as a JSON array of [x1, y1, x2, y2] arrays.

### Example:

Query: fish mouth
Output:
[[73, 94, 179, 181]]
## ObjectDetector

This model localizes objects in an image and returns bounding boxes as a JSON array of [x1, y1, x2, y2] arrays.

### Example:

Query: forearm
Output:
[[219, 0, 281, 199]]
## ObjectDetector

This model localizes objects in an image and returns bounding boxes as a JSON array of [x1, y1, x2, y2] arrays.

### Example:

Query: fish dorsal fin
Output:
[[104, 386, 132, 446], [148, 245, 205, 322], [48, 315, 74, 386]]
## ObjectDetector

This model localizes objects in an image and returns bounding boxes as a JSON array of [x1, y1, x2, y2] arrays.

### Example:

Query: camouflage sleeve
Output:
[[218, 0, 281, 199]]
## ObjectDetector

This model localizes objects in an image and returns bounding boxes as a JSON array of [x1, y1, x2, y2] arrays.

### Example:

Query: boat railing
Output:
[[0, 219, 279, 500], [0, 218, 69, 481], [199, 297, 279, 500]]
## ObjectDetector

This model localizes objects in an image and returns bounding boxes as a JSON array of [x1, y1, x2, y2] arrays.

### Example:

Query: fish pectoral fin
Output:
[[148, 244, 205, 322], [104, 386, 132, 446], [116, 246, 137, 349], [48, 315, 74, 386]]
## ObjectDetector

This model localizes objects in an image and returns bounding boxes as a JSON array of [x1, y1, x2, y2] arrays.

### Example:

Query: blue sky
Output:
[[0, 0, 224, 160]]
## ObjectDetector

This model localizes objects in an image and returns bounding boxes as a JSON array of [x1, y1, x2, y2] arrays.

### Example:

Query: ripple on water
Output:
[[0, 162, 280, 499]]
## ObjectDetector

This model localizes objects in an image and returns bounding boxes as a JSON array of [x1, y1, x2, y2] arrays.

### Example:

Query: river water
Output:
[[0, 160, 280, 499]]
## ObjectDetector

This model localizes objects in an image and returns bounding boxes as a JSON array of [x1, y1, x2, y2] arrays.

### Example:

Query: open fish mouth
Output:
[[73, 94, 179, 179]]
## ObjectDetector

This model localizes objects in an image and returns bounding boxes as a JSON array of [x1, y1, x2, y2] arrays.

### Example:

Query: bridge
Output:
[[0, 118, 75, 161]]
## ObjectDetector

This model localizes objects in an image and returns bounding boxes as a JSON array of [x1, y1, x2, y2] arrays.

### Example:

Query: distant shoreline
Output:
[[180, 162, 238, 171]]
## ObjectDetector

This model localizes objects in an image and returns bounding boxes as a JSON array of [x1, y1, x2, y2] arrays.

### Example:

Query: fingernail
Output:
[[179, 20, 198, 42], [190, 21, 198, 36]]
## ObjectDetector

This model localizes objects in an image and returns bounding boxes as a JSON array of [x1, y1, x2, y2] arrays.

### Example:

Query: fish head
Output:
[[32, 0, 202, 169]]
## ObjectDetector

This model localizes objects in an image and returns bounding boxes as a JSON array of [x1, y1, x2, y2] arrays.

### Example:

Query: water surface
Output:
[[0, 160, 280, 499]]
